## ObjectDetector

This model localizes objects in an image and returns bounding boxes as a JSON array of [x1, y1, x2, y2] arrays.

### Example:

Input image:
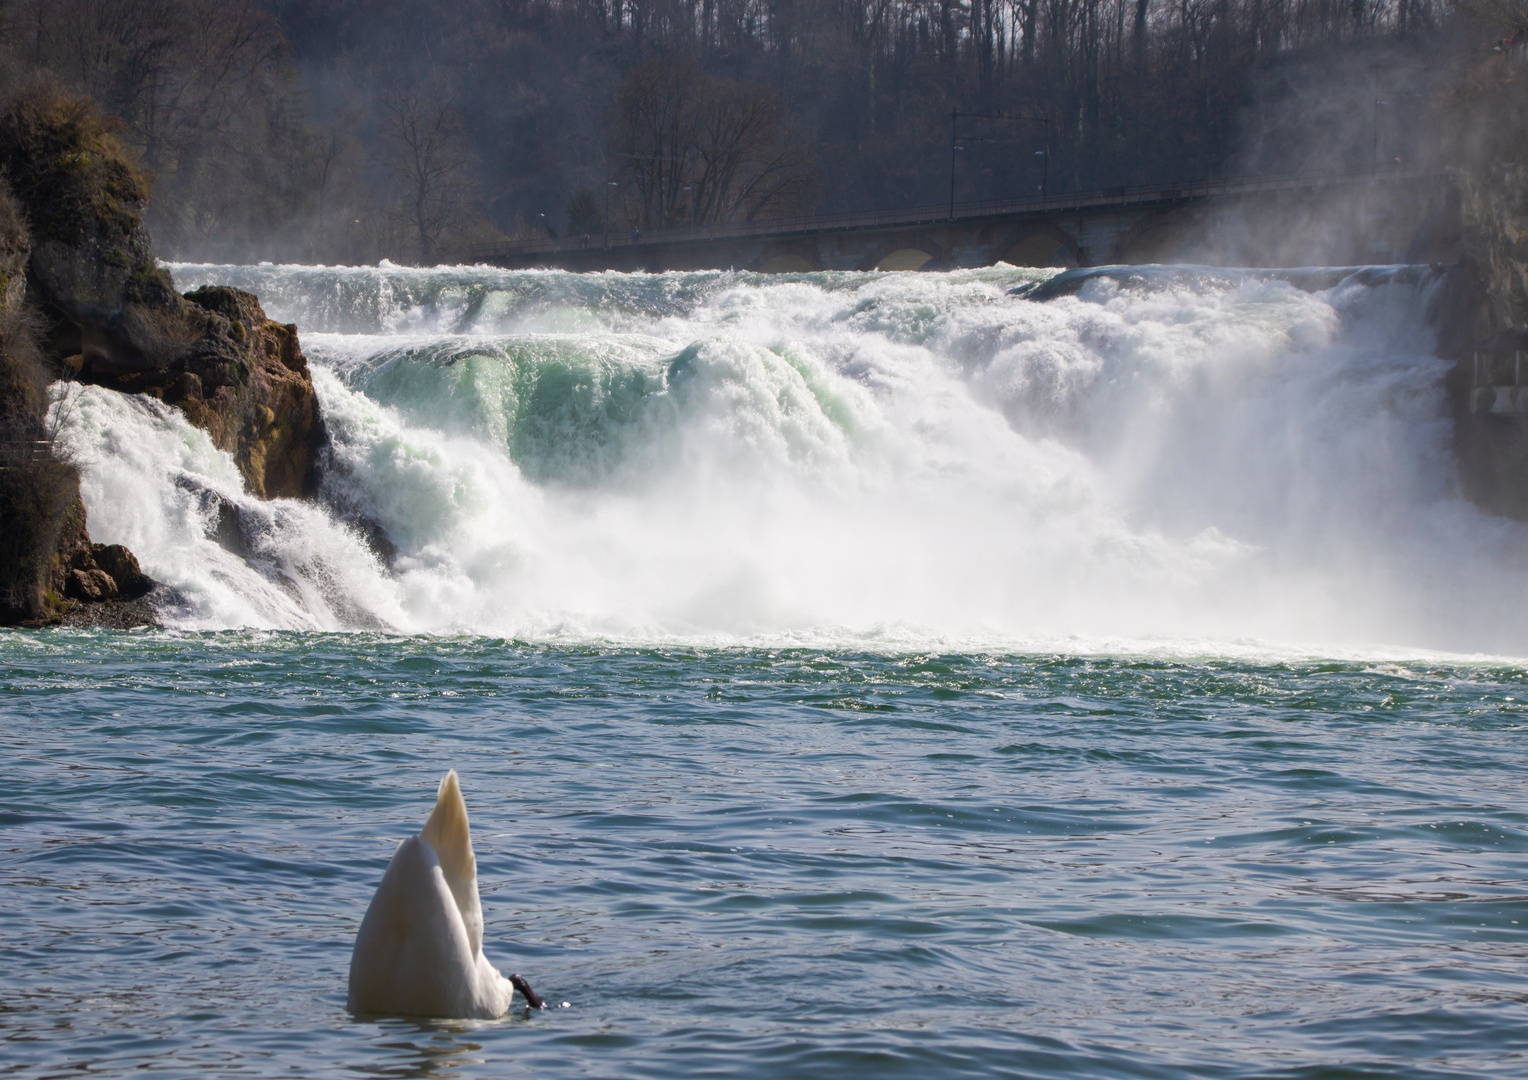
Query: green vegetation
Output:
[[0, 86, 150, 254]]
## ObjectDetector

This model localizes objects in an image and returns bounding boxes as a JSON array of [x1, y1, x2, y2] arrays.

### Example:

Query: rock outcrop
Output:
[[1456, 168, 1528, 341], [1422, 27, 1528, 342], [0, 87, 325, 501], [54, 280, 326, 499], [172, 286, 323, 499], [0, 87, 328, 625], [1412, 36, 1528, 521], [0, 163, 76, 624]]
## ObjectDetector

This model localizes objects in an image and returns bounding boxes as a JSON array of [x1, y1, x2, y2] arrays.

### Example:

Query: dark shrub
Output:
[[0, 458, 80, 622]]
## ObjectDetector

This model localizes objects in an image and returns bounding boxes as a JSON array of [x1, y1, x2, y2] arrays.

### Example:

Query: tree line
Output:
[[0, 0, 1479, 264]]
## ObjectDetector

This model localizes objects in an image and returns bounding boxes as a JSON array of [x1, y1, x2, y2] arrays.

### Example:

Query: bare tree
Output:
[[614, 59, 813, 228], [614, 59, 694, 228], [0, 0, 1456, 263], [376, 78, 476, 264], [7, 0, 293, 256]]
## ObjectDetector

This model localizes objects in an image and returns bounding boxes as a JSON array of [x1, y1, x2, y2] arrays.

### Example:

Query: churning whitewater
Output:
[[52, 261, 1528, 652]]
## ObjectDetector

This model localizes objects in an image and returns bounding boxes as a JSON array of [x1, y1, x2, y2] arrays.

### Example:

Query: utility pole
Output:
[[605, 181, 618, 250], [1372, 100, 1385, 173], [949, 109, 960, 222]]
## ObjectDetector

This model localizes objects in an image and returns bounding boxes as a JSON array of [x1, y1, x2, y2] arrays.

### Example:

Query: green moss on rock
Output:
[[0, 86, 150, 254]]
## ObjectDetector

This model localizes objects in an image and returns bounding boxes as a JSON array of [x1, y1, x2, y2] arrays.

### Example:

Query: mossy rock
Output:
[[0, 87, 149, 254]]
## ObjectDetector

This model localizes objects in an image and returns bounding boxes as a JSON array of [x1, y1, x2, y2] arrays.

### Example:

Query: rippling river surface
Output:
[[5, 632, 1528, 1079]]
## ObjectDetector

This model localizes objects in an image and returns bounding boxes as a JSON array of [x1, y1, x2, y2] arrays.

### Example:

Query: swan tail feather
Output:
[[419, 769, 484, 955]]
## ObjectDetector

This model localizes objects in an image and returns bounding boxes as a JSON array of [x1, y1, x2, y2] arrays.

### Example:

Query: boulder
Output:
[[60, 541, 153, 603], [176, 286, 324, 499], [65, 566, 115, 602], [87, 543, 152, 599]]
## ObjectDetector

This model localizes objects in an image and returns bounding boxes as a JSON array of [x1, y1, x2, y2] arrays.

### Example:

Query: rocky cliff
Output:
[[0, 87, 326, 625], [71, 283, 325, 500]]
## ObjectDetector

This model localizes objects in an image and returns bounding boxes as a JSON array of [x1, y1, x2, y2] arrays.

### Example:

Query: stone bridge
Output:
[[475, 171, 1452, 273]]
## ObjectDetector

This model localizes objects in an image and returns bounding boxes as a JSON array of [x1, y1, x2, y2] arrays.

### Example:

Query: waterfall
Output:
[[52, 261, 1528, 653]]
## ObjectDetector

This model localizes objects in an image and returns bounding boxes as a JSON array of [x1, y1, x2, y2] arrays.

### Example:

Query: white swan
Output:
[[347, 770, 543, 1018]]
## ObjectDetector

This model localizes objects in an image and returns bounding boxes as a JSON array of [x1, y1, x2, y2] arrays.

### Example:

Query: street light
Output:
[[682, 185, 695, 225], [949, 110, 1051, 220], [1034, 150, 1047, 199], [949, 109, 960, 220], [605, 181, 619, 249], [1372, 100, 1386, 173]]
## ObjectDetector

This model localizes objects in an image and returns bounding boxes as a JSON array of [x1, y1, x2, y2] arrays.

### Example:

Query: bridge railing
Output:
[[471, 168, 1441, 263]]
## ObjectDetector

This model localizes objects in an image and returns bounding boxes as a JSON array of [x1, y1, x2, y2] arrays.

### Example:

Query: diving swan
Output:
[[347, 770, 544, 1018]]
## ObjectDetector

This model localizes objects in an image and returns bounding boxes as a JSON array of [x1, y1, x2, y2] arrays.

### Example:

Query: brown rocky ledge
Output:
[[0, 87, 327, 625], [69, 284, 325, 500]]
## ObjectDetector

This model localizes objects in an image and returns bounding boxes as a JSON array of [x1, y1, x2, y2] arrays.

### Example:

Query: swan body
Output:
[[347, 771, 527, 1018]]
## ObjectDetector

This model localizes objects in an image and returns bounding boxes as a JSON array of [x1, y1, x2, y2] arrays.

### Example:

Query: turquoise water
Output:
[[5, 631, 1528, 1078]]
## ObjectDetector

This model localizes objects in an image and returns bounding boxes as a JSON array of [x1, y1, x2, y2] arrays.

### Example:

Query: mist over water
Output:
[[58, 261, 1528, 653]]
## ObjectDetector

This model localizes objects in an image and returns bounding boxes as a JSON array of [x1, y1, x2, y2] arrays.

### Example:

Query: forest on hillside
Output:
[[0, 0, 1482, 264]]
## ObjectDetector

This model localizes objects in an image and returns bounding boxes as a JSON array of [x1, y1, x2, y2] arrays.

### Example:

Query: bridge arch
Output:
[[754, 241, 819, 273], [876, 248, 936, 271], [858, 233, 950, 271], [1113, 209, 1197, 264], [995, 228, 1079, 268]]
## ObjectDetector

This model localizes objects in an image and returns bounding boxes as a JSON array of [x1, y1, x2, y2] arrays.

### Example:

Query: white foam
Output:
[[57, 264, 1528, 654], [55, 385, 406, 631]]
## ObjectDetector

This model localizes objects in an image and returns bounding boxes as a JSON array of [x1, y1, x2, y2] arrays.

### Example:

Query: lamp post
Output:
[[1034, 150, 1048, 199], [949, 110, 1051, 219], [605, 181, 619, 249], [949, 109, 960, 221], [1372, 99, 1388, 173], [682, 185, 694, 225]]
